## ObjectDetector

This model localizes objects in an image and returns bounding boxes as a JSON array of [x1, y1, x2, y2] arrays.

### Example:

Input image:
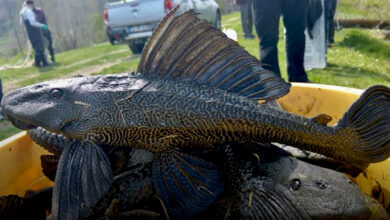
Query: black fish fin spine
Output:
[[336, 85, 390, 163], [137, 8, 291, 101]]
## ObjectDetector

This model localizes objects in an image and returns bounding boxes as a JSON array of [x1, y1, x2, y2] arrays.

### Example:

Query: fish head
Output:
[[268, 157, 388, 219], [1, 73, 146, 140]]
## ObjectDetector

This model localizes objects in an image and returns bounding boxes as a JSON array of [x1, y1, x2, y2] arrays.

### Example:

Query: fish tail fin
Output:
[[336, 85, 390, 163]]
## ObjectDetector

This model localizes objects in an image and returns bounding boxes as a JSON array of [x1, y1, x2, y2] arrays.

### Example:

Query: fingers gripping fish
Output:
[[2, 6, 390, 220]]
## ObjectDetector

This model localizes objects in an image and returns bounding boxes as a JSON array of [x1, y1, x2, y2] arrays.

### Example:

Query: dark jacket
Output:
[[33, 7, 48, 25]]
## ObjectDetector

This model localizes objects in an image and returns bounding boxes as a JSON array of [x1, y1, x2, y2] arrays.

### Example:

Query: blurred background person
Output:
[[236, 0, 255, 39], [253, 0, 310, 82], [33, 3, 55, 63], [325, 0, 338, 47], [19, 0, 48, 67]]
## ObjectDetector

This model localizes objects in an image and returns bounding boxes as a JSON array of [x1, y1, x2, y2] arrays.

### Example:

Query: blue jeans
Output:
[[253, 0, 309, 82], [325, 0, 337, 46], [239, 0, 254, 37]]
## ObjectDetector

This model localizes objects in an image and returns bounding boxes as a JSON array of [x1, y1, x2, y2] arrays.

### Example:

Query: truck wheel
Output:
[[128, 42, 145, 54]]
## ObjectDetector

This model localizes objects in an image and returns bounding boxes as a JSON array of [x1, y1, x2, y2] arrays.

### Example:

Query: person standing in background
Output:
[[325, 0, 337, 47], [236, 0, 255, 39], [19, 0, 48, 67], [253, 0, 310, 82], [33, 4, 55, 63]]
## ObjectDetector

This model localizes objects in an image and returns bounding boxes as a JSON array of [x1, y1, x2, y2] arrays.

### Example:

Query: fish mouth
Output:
[[3, 114, 37, 130]]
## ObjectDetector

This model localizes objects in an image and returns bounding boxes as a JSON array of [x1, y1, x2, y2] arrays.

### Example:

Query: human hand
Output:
[[42, 24, 48, 30]]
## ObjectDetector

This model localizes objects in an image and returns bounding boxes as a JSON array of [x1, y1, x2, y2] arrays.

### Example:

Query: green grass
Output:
[[0, 121, 21, 141], [1, 5, 390, 141], [94, 55, 140, 75], [0, 43, 129, 90], [0, 52, 31, 67], [308, 29, 390, 88], [17, 50, 131, 87], [336, 0, 390, 20]]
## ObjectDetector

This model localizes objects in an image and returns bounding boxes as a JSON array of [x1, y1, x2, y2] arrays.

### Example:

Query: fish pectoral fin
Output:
[[153, 150, 224, 218], [233, 179, 311, 220], [51, 141, 113, 220], [311, 114, 332, 125]]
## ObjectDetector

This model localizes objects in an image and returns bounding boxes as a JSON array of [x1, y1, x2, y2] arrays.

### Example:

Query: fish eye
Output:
[[290, 178, 301, 191], [50, 89, 63, 99]]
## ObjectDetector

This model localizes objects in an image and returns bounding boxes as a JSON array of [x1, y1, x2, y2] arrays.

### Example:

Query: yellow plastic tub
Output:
[[0, 83, 389, 213]]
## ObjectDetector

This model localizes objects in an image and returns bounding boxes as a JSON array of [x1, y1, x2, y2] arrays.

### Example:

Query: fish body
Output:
[[4, 71, 390, 165], [200, 142, 389, 220]]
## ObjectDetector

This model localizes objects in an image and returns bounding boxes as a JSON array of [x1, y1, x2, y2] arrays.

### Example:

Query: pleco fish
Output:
[[2, 6, 390, 220], [205, 142, 389, 220]]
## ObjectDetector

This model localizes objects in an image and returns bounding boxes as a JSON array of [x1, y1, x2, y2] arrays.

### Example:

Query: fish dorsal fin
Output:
[[311, 114, 332, 125], [138, 7, 291, 100]]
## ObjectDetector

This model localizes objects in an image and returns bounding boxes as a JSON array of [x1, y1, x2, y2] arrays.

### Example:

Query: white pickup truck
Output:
[[104, 0, 221, 54]]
